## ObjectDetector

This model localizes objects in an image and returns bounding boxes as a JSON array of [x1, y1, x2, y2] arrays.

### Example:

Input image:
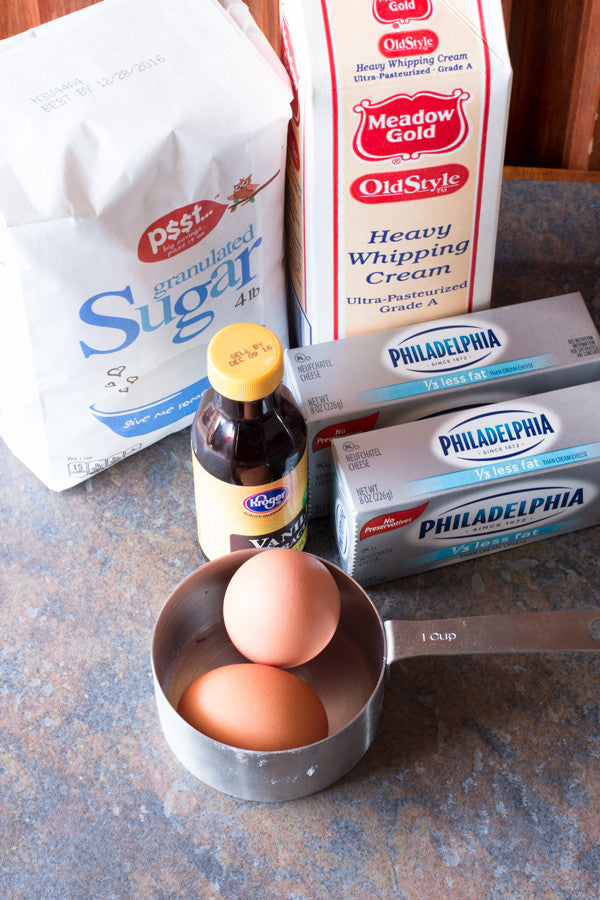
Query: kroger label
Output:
[[242, 486, 289, 514]]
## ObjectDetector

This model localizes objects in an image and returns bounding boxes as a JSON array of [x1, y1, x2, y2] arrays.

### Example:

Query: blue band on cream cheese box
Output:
[[331, 380, 600, 585], [284, 293, 600, 518]]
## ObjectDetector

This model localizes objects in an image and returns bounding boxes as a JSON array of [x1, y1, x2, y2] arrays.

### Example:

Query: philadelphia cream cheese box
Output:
[[284, 293, 600, 517], [280, 0, 512, 344], [331, 381, 600, 584]]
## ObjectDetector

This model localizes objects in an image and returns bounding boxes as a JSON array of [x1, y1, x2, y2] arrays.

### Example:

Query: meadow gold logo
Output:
[[372, 0, 433, 25], [353, 88, 470, 162]]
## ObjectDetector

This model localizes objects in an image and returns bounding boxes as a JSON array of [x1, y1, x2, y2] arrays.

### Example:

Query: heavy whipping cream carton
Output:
[[0, 0, 291, 490], [332, 381, 600, 584], [280, 0, 512, 344], [284, 293, 600, 517]]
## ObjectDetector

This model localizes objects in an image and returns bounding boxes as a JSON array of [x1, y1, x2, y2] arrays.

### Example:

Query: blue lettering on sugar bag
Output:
[[90, 376, 209, 437]]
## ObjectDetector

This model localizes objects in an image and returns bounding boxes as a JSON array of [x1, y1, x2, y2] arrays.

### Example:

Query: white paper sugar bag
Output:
[[0, 0, 292, 490]]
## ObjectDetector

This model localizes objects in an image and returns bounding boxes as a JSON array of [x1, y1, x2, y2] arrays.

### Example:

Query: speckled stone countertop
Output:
[[2, 178, 600, 899]]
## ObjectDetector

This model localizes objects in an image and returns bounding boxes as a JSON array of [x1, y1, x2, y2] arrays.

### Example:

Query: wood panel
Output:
[[1, 0, 599, 174], [3, 0, 101, 35], [563, 0, 600, 169], [503, 0, 600, 172], [4, 0, 40, 33], [246, 0, 279, 55]]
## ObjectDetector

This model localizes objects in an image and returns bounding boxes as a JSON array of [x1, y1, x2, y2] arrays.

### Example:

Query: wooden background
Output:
[[2, 0, 600, 180]]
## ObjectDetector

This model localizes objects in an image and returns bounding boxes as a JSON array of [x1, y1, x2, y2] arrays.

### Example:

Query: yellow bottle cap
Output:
[[207, 322, 285, 402]]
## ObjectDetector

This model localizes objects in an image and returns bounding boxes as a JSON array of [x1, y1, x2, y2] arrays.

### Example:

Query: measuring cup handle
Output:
[[385, 608, 600, 664]]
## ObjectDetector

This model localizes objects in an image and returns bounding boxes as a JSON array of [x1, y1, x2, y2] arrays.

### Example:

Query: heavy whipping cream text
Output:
[[347, 222, 470, 288], [281, 0, 512, 341]]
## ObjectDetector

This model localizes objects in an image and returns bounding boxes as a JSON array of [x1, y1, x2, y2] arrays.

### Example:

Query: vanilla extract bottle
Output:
[[191, 322, 308, 559]]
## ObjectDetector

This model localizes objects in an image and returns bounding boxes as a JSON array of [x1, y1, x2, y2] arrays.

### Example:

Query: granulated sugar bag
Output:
[[0, 0, 292, 490]]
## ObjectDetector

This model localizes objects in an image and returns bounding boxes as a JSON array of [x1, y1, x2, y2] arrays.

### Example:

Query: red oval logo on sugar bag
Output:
[[378, 29, 438, 57], [372, 0, 432, 25], [312, 412, 379, 453], [138, 200, 227, 262], [353, 89, 470, 162], [360, 503, 429, 540], [351, 164, 468, 204], [243, 487, 289, 515]]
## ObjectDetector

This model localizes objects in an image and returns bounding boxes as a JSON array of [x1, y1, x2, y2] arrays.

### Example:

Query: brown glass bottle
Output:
[[192, 388, 306, 487], [191, 323, 307, 559]]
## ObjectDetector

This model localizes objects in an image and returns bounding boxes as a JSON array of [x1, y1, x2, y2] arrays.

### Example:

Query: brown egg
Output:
[[176, 663, 328, 751], [223, 549, 341, 668]]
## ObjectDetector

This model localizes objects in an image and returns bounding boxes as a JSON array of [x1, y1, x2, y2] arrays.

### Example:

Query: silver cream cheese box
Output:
[[331, 380, 600, 585], [284, 292, 600, 517]]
